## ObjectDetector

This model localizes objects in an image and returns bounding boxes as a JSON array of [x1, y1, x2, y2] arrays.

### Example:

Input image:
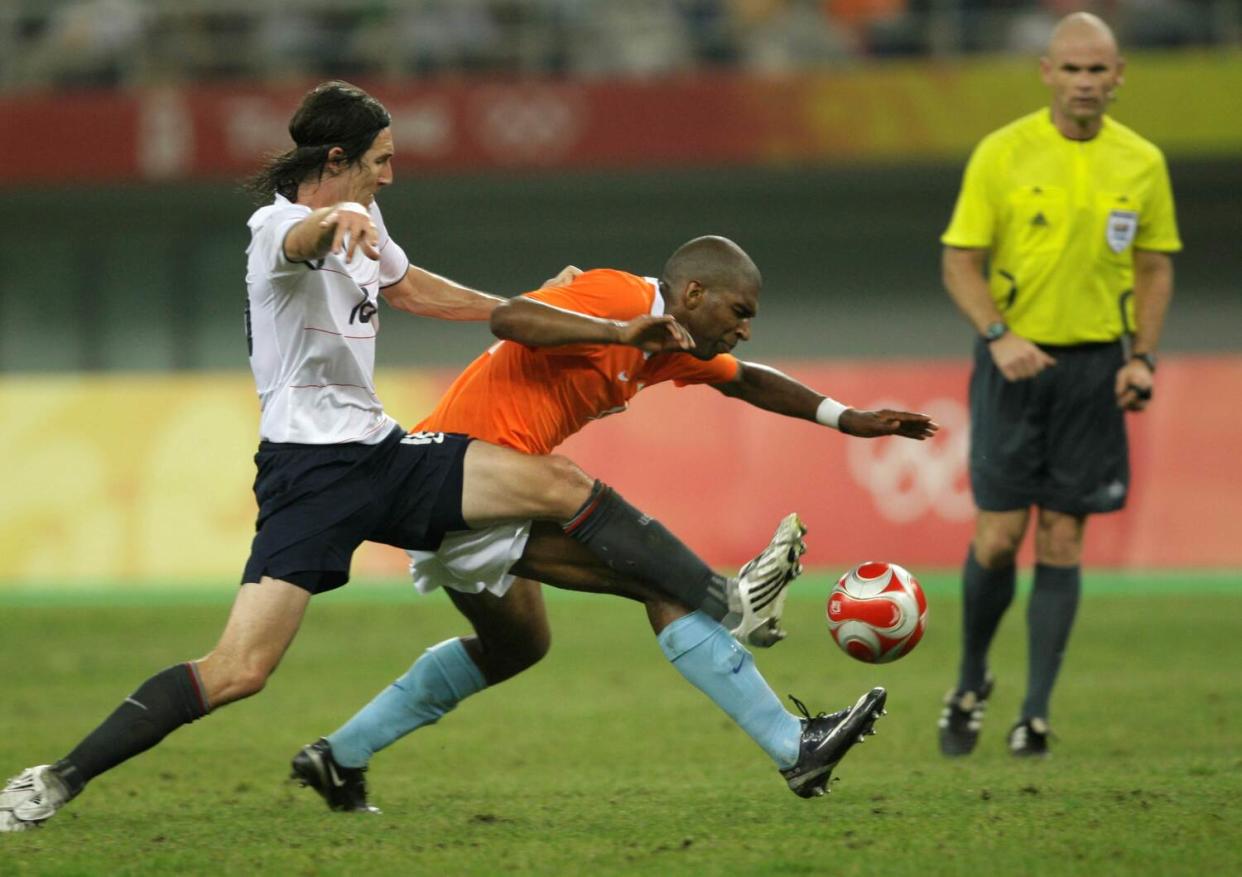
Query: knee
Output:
[[538, 454, 595, 520], [199, 653, 273, 706], [973, 532, 1020, 569], [486, 629, 550, 683]]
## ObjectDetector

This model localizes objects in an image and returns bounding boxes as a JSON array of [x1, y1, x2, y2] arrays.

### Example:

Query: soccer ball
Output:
[[826, 561, 927, 664]]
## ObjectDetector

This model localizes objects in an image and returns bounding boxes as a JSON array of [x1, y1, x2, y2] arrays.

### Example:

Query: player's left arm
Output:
[[380, 264, 584, 321], [490, 295, 692, 352], [380, 265, 504, 320], [1115, 249, 1175, 412], [712, 361, 939, 440]]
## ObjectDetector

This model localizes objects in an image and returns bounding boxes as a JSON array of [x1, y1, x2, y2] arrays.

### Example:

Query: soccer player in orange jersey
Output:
[[292, 236, 937, 807]]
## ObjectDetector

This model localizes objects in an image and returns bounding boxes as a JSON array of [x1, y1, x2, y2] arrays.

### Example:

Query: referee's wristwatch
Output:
[[1131, 352, 1157, 372], [982, 321, 1008, 343]]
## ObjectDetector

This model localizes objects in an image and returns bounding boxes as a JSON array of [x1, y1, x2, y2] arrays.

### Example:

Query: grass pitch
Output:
[[1, 572, 1239, 876]]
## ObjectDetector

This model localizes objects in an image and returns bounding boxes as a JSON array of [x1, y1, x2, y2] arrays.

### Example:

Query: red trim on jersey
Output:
[[303, 326, 377, 340]]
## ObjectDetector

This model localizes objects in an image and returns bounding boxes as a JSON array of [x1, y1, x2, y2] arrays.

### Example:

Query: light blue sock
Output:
[[658, 611, 802, 769], [327, 638, 487, 768]]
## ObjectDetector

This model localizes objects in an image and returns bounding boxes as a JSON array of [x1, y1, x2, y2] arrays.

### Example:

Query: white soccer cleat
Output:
[[727, 513, 808, 648], [0, 766, 70, 832]]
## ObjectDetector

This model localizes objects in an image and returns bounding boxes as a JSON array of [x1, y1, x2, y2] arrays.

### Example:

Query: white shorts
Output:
[[407, 521, 533, 597]]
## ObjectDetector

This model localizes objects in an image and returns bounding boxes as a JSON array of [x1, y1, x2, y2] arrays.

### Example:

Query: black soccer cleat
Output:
[[1007, 718, 1052, 758], [938, 675, 995, 757], [780, 687, 887, 798], [290, 738, 380, 813]]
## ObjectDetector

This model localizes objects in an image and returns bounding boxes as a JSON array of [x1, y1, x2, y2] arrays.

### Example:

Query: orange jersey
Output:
[[416, 269, 739, 454]]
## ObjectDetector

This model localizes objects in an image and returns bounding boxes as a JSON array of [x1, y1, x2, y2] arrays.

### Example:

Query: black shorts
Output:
[[969, 339, 1129, 516], [241, 426, 471, 594]]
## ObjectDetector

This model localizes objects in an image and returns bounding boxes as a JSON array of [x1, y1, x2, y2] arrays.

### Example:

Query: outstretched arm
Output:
[[712, 361, 938, 440], [380, 265, 505, 320], [381, 264, 585, 321], [490, 295, 693, 353], [284, 202, 380, 265]]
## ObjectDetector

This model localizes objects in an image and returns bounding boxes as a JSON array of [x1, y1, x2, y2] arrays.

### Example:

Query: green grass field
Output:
[[2, 572, 1240, 876]]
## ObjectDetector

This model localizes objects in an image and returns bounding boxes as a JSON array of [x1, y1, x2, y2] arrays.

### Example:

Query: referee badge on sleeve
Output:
[[1106, 209, 1139, 254]]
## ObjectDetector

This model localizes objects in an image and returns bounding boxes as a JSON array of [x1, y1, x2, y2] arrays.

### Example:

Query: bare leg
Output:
[[447, 580, 552, 685], [197, 577, 312, 707]]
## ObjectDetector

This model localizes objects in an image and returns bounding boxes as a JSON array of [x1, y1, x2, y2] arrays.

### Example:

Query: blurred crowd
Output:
[[1, 0, 1235, 91]]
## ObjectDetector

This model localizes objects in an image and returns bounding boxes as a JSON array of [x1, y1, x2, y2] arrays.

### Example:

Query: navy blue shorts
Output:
[[241, 427, 471, 594], [969, 339, 1130, 516]]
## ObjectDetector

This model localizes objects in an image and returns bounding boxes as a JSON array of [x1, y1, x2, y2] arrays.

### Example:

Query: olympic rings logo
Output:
[[846, 397, 973, 523]]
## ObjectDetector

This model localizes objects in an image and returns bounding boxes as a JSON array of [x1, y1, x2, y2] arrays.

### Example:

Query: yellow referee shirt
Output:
[[941, 109, 1181, 345]]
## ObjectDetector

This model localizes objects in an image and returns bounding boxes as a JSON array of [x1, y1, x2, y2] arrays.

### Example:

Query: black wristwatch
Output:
[[1131, 352, 1157, 373], [982, 321, 1008, 343]]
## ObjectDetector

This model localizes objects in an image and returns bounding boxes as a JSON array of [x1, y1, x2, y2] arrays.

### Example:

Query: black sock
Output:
[[957, 550, 1016, 694], [54, 663, 210, 796], [1022, 563, 1080, 721], [564, 481, 729, 620]]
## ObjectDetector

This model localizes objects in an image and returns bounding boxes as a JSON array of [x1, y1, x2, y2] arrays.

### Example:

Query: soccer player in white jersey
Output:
[[0, 81, 887, 831]]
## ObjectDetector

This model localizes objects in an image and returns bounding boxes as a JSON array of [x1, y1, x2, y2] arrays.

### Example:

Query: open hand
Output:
[[839, 409, 939, 440]]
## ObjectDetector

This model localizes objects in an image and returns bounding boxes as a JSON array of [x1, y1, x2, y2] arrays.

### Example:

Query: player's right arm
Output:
[[282, 202, 380, 264], [942, 247, 1056, 381], [942, 136, 1055, 382], [490, 296, 692, 353]]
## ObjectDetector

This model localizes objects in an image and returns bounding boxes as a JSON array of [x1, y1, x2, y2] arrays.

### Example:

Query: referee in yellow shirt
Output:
[[937, 12, 1180, 758]]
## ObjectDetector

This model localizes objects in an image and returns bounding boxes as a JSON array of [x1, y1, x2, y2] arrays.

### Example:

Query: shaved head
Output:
[[661, 235, 762, 360], [1047, 12, 1118, 59], [662, 235, 761, 294]]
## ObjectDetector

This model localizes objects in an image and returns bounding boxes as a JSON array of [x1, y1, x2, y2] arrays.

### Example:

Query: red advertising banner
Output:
[[3, 52, 1239, 185], [555, 355, 1242, 572]]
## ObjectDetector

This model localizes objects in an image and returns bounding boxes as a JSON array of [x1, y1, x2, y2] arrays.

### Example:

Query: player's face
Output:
[[342, 128, 395, 205], [684, 284, 759, 360], [1041, 34, 1123, 129]]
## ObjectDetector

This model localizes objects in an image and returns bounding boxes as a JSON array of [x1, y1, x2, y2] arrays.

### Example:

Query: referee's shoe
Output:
[[291, 738, 380, 813]]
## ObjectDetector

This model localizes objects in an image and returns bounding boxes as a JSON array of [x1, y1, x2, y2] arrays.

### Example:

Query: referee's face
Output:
[[1041, 32, 1124, 129]]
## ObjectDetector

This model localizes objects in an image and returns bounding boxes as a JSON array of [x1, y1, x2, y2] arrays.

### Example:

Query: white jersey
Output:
[[245, 195, 411, 444]]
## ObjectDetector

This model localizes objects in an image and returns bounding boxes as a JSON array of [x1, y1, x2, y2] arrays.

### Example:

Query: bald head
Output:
[[1048, 12, 1118, 59], [1041, 12, 1124, 138], [662, 235, 762, 295], [661, 236, 762, 360]]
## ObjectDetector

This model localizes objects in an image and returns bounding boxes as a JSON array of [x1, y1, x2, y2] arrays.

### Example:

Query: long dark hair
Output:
[[245, 81, 391, 204]]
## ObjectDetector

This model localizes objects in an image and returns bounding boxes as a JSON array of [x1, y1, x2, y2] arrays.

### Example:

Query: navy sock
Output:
[[1022, 563, 1081, 721], [55, 663, 209, 795], [565, 482, 729, 620], [957, 550, 1016, 694]]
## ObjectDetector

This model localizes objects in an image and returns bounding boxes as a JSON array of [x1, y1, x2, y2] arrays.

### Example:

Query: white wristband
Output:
[[815, 397, 849, 430], [336, 201, 369, 217]]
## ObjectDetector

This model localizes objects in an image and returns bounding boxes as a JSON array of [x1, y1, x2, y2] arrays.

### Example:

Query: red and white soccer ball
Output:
[[826, 561, 928, 664]]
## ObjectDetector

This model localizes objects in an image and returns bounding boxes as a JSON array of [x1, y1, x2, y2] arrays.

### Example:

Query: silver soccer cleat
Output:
[[0, 765, 71, 832], [726, 513, 807, 648]]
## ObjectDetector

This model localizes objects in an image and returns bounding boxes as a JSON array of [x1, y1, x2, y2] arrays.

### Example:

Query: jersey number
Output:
[[401, 432, 446, 445]]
